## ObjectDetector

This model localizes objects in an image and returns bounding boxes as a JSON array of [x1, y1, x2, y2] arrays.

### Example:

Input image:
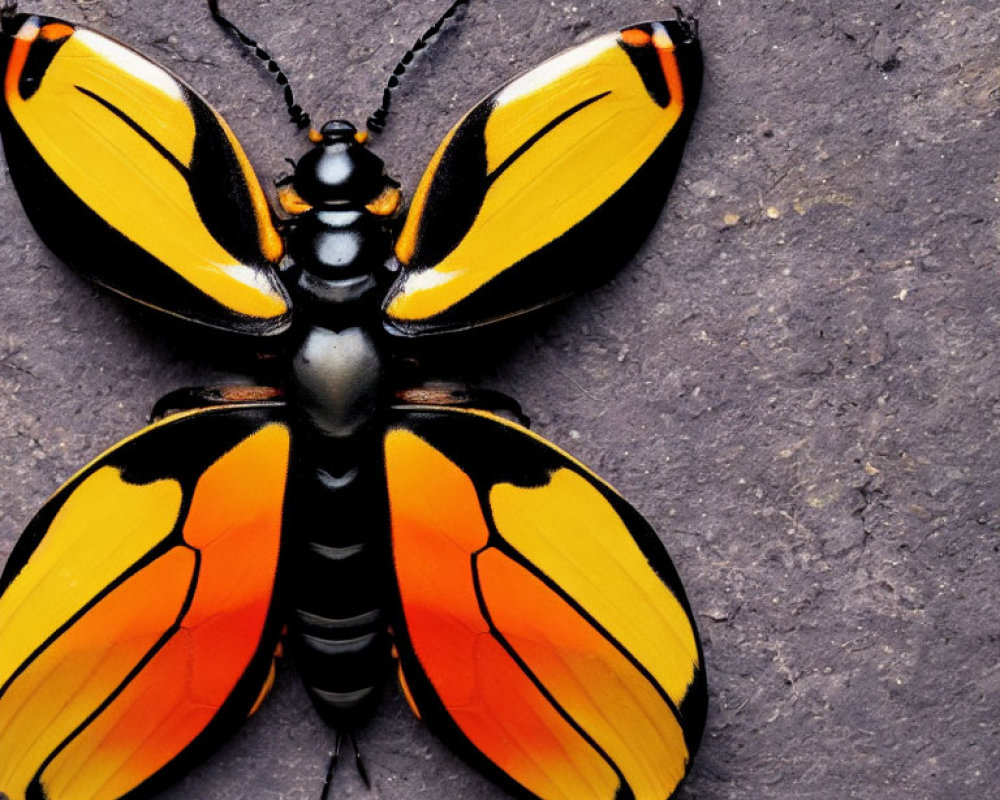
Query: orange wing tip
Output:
[[620, 27, 652, 47], [308, 127, 324, 143], [354, 130, 370, 145], [621, 23, 676, 53], [40, 22, 76, 42], [5, 18, 47, 101]]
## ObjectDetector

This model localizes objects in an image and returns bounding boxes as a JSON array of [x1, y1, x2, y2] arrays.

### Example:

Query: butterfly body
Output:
[[280, 121, 399, 727], [0, 8, 708, 800]]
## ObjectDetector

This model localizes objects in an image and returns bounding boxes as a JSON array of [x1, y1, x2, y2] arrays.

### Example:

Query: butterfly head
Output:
[[291, 120, 391, 207]]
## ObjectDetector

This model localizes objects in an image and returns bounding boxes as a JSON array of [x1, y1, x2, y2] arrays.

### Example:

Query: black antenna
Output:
[[319, 732, 370, 799], [207, 0, 312, 130], [319, 734, 342, 800], [366, 0, 471, 134], [349, 732, 371, 789]]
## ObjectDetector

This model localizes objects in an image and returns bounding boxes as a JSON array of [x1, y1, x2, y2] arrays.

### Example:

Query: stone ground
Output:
[[1, 0, 998, 798]]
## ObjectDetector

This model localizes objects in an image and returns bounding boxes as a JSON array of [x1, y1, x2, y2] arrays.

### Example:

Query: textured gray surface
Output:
[[1, 0, 998, 799]]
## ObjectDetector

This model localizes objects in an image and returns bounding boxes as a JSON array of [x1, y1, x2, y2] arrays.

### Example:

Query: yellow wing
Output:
[[383, 19, 702, 335], [0, 13, 291, 335]]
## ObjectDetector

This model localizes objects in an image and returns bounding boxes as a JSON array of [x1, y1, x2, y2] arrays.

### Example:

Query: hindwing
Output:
[[384, 407, 706, 800], [0, 404, 291, 800]]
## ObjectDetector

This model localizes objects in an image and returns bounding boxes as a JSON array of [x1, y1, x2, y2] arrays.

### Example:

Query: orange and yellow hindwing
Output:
[[384, 407, 706, 800], [0, 405, 291, 800]]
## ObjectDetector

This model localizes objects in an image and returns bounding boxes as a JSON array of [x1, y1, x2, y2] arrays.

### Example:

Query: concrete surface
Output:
[[0, 1, 997, 799]]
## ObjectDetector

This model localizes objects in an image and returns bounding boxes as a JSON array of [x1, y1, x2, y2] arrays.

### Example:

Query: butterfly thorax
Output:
[[279, 120, 402, 728]]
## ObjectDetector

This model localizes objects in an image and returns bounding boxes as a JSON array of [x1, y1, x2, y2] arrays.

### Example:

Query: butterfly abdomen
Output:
[[284, 414, 393, 727], [281, 120, 401, 727]]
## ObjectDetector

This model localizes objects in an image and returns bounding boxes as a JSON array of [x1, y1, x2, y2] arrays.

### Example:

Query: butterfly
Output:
[[0, 2, 707, 800]]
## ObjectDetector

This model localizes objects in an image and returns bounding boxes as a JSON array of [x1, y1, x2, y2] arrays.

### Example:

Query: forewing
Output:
[[383, 19, 702, 336], [0, 14, 291, 335], [0, 404, 291, 800], [384, 407, 706, 800]]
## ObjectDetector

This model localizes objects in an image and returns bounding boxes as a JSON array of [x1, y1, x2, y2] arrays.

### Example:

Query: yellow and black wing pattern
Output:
[[0, 404, 291, 800], [0, 13, 291, 335], [383, 19, 702, 336], [384, 407, 706, 800]]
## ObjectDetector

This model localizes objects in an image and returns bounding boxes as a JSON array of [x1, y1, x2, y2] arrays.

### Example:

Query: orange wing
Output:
[[0, 404, 290, 800], [384, 407, 706, 800]]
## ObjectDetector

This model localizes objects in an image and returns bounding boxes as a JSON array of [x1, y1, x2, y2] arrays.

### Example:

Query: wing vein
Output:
[[485, 91, 611, 185], [29, 550, 202, 794], [0, 540, 176, 704], [469, 546, 629, 798], [74, 84, 191, 179], [493, 536, 687, 723]]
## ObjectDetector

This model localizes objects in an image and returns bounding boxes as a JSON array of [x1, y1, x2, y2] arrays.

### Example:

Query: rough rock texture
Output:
[[0, 1, 997, 799]]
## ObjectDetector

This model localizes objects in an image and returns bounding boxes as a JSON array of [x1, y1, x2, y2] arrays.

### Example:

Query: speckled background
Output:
[[0, 1, 997, 799]]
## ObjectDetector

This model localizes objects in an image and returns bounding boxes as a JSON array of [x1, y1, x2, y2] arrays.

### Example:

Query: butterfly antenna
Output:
[[319, 733, 344, 800], [207, 0, 312, 130], [366, 0, 471, 134], [349, 731, 372, 789]]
